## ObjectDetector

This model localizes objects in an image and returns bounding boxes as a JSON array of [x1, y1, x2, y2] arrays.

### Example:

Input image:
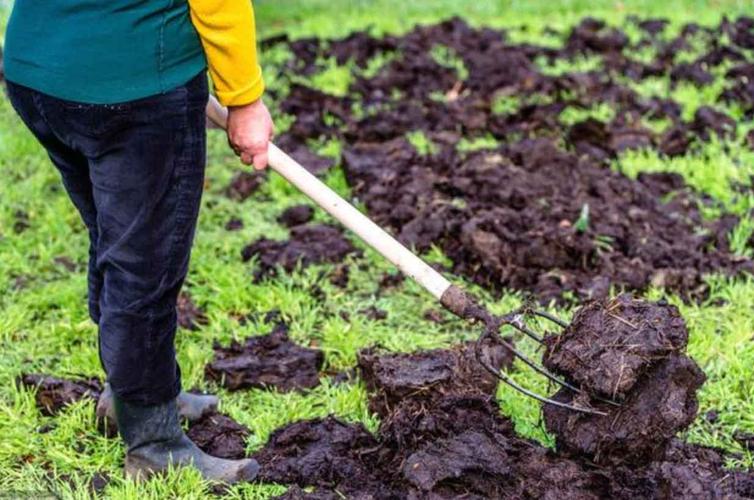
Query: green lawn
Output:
[[1, 1, 754, 498]]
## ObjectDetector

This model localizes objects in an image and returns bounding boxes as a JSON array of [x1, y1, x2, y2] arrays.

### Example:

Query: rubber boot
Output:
[[114, 396, 259, 483], [97, 383, 218, 430]]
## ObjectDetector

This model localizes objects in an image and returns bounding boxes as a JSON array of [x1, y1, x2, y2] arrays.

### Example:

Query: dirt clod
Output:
[[278, 205, 315, 227], [543, 294, 689, 398], [13, 210, 30, 234], [358, 339, 514, 418], [359, 306, 387, 321], [402, 429, 514, 495], [176, 292, 209, 331], [205, 323, 324, 392], [328, 263, 350, 288], [53, 256, 78, 272], [541, 296, 707, 466], [186, 411, 250, 459], [225, 171, 265, 201], [255, 339, 518, 499], [248, 291, 750, 498], [545, 353, 706, 466], [242, 224, 358, 280], [344, 138, 751, 304], [422, 308, 445, 324], [18, 374, 102, 416], [275, 134, 336, 176], [735, 431, 754, 452], [253, 416, 381, 489], [225, 217, 244, 231]]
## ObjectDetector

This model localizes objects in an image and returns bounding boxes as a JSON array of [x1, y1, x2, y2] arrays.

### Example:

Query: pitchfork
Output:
[[206, 96, 618, 416]]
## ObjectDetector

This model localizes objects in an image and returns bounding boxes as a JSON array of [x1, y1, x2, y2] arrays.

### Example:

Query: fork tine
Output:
[[502, 311, 622, 407], [506, 314, 544, 343], [531, 309, 569, 329], [474, 339, 608, 416], [491, 333, 622, 407], [495, 335, 581, 393]]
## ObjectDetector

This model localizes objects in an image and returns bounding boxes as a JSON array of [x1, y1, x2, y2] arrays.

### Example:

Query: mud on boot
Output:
[[97, 383, 218, 435], [114, 396, 259, 483]]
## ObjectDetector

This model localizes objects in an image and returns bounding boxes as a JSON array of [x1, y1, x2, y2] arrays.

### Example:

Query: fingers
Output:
[[240, 151, 254, 165], [253, 151, 269, 170], [231, 133, 267, 163], [236, 142, 268, 169], [245, 132, 270, 169], [225, 100, 275, 170], [250, 125, 274, 169]]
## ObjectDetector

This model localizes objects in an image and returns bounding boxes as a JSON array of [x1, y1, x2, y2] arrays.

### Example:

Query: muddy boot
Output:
[[97, 384, 218, 431], [114, 396, 259, 483]]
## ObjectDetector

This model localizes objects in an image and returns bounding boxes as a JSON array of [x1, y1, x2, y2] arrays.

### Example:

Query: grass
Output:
[[254, 0, 752, 39], [2, 0, 754, 497]]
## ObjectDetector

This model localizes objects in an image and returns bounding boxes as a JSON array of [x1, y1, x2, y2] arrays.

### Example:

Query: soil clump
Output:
[[225, 171, 265, 201], [186, 410, 251, 460], [278, 205, 315, 227], [205, 322, 324, 392], [176, 292, 209, 331], [18, 374, 103, 416], [242, 224, 358, 280], [543, 294, 689, 398], [542, 295, 707, 466], [544, 354, 706, 466]]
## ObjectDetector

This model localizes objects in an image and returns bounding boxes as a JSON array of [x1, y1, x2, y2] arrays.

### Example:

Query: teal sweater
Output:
[[4, 0, 207, 104]]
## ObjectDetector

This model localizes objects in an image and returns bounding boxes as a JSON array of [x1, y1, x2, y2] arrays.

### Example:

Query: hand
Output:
[[227, 99, 274, 170]]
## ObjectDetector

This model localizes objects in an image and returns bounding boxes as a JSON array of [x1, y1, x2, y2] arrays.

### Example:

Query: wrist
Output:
[[228, 98, 263, 113]]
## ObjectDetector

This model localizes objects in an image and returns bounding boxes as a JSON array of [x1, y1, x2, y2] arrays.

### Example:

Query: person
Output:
[[3, 0, 274, 483]]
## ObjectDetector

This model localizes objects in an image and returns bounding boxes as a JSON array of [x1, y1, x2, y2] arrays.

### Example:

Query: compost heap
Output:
[[250, 15, 754, 303], [249, 296, 753, 499]]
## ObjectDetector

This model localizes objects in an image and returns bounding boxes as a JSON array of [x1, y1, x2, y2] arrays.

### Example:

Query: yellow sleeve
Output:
[[188, 0, 265, 106]]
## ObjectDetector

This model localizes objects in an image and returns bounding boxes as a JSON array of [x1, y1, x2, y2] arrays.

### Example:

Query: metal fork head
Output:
[[475, 307, 621, 416], [438, 284, 619, 415]]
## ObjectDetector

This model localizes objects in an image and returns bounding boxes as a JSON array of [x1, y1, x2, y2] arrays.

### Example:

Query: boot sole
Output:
[[125, 455, 260, 484]]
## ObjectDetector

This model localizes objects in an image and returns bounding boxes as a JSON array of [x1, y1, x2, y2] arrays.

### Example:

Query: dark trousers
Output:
[[7, 73, 208, 406]]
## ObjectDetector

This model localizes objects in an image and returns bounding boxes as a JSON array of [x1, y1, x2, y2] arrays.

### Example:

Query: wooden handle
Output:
[[206, 94, 229, 130], [206, 95, 452, 300]]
